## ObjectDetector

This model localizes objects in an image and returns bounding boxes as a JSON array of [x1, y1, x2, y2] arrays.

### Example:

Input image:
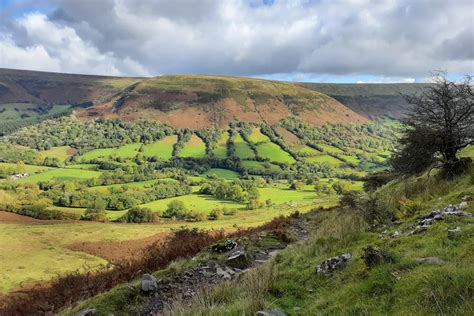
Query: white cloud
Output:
[[0, 0, 473, 79]]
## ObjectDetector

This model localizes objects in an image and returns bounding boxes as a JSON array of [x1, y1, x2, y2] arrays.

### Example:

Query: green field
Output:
[[77, 143, 141, 162], [39, 146, 74, 161], [178, 134, 207, 158], [17, 168, 103, 183], [203, 168, 240, 180], [142, 135, 177, 160], [241, 160, 281, 172], [341, 154, 360, 164], [234, 133, 255, 159], [247, 128, 270, 143], [306, 154, 343, 166], [212, 132, 229, 159], [0, 162, 51, 174], [317, 143, 344, 154], [256, 142, 295, 164], [297, 145, 321, 156]]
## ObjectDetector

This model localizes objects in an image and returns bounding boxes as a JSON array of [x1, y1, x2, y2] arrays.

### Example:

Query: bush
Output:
[[119, 207, 158, 223], [81, 208, 109, 222], [162, 200, 189, 220], [208, 208, 224, 221]]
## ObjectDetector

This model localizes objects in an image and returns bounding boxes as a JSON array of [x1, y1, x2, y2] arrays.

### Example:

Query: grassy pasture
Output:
[[178, 134, 207, 158], [142, 135, 176, 160], [317, 143, 344, 154], [39, 146, 75, 161], [297, 145, 321, 156], [77, 143, 141, 162], [211, 132, 229, 159], [241, 160, 281, 172], [256, 142, 295, 164], [306, 154, 343, 166], [247, 128, 270, 143], [233, 133, 255, 159], [203, 168, 240, 180], [17, 168, 102, 183], [0, 162, 51, 174], [341, 154, 360, 164]]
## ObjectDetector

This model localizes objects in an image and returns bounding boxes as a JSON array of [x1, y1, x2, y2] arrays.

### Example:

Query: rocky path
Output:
[[137, 216, 309, 315]]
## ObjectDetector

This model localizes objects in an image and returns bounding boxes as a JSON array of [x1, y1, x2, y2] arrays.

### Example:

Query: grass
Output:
[[178, 134, 207, 158], [241, 160, 281, 172], [168, 168, 474, 315], [341, 154, 360, 164], [77, 143, 141, 162], [203, 168, 240, 180], [0, 193, 335, 294], [256, 142, 295, 164], [142, 135, 177, 160], [212, 132, 229, 159], [234, 133, 255, 159], [0, 162, 51, 174], [306, 154, 342, 166], [297, 145, 321, 156], [247, 128, 270, 143], [317, 143, 344, 154], [17, 168, 103, 183], [39, 146, 74, 162]]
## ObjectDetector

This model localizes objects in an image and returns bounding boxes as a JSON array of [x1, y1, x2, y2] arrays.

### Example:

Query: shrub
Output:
[[162, 200, 189, 220], [81, 209, 109, 222], [119, 207, 157, 223], [208, 208, 224, 220]]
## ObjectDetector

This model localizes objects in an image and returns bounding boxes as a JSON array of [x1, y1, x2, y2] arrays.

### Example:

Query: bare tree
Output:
[[391, 72, 473, 177]]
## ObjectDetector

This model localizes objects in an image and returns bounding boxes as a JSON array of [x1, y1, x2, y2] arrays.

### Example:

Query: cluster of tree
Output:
[[172, 129, 193, 156], [199, 179, 262, 209], [7, 116, 173, 151], [118, 207, 159, 223], [196, 127, 222, 155], [280, 117, 398, 157], [45, 181, 192, 211], [0, 184, 79, 220], [0, 143, 42, 165], [391, 73, 473, 178]]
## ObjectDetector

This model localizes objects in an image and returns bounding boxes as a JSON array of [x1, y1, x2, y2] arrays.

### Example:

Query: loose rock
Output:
[[415, 257, 445, 265], [226, 250, 250, 269], [211, 239, 238, 253], [256, 308, 288, 316], [74, 307, 97, 316], [361, 246, 392, 269], [316, 253, 352, 275], [141, 273, 159, 293]]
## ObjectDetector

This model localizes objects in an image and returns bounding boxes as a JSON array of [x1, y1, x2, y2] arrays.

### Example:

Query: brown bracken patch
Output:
[[67, 232, 169, 264]]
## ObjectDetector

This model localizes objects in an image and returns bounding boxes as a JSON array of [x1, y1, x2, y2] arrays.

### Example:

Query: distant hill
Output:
[[1, 68, 426, 129], [77, 75, 368, 128], [300, 83, 429, 119]]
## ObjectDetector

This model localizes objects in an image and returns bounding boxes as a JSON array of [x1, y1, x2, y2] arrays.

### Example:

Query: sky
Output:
[[0, 0, 473, 83]]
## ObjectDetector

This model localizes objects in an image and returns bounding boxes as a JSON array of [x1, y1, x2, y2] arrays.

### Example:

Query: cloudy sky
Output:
[[0, 0, 473, 82]]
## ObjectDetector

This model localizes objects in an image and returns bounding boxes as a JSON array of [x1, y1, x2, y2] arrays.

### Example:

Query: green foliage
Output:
[[119, 207, 158, 223], [163, 200, 189, 219]]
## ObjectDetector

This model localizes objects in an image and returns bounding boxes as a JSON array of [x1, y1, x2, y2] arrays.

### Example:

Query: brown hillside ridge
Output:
[[0, 69, 368, 127], [77, 74, 368, 128]]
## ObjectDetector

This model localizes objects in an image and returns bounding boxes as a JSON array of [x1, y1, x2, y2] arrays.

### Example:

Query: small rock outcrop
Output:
[[410, 204, 471, 234], [316, 253, 352, 275], [226, 250, 251, 269], [74, 307, 97, 316], [415, 256, 445, 265], [141, 273, 159, 293], [211, 239, 238, 253], [361, 246, 393, 269], [256, 308, 288, 316]]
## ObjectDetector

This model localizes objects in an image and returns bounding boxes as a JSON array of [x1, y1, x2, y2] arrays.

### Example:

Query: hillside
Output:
[[77, 75, 368, 128], [0, 69, 372, 129], [301, 83, 429, 119]]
